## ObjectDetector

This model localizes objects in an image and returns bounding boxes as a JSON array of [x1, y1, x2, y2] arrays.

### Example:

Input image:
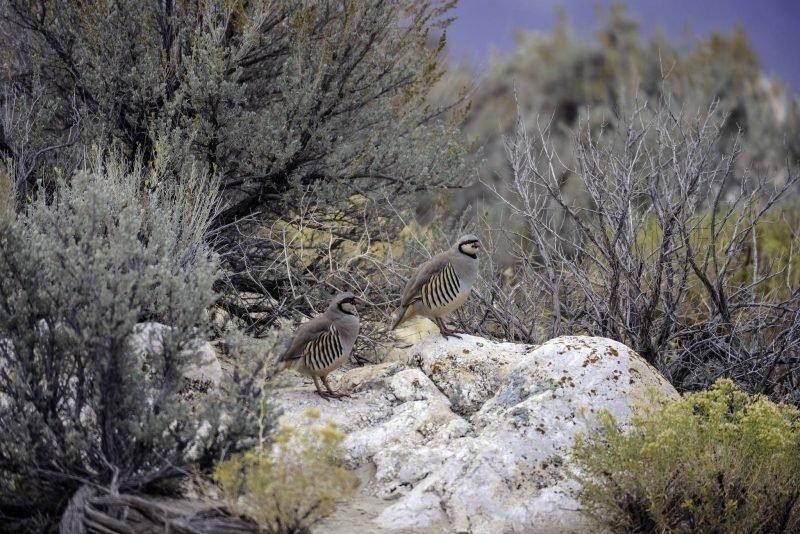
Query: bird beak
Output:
[[353, 298, 364, 306]]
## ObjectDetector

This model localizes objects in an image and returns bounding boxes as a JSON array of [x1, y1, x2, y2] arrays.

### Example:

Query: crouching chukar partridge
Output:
[[277, 292, 361, 399], [391, 234, 480, 339]]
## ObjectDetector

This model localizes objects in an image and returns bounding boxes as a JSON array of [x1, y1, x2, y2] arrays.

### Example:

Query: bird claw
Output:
[[435, 318, 465, 340], [315, 390, 333, 402], [439, 329, 462, 340], [316, 389, 350, 401]]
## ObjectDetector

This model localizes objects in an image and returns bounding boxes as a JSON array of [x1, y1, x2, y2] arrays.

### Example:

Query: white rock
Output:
[[273, 335, 678, 534], [410, 335, 529, 414], [186, 419, 213, 461], [0, 338, 11, 408], [0, 337, 12, 373], [383, 317, 439, 362], [129, 322, 222, 387]]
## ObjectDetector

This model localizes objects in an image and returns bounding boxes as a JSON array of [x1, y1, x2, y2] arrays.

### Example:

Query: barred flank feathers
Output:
[[421, 263, 460, 310]]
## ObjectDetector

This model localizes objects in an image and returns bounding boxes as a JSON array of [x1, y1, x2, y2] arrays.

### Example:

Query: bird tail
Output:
[[390, 305, 409, 331]]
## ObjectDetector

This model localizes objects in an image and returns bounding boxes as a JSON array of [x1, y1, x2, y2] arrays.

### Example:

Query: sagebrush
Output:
[[0, 152, 269, 531], [0, 0, 472, 335], [572, 379, 800, 533], [215, 408, 357, 533]]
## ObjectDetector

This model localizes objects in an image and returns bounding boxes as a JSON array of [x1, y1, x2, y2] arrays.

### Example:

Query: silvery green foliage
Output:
[[1, 0, 471, 327], [0, 154, 260, 530]]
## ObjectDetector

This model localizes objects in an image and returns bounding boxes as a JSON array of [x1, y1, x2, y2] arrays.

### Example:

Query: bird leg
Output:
[[312, 376, 332, 401], [322, 376, 350, 399], [436, 317, 462, 339]]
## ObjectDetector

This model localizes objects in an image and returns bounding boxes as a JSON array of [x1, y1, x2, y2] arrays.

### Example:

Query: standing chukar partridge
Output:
[[391, 234, 480, 339], [277, 292, 361, 399]]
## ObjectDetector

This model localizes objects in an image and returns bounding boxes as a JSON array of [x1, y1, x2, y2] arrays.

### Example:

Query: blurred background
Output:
[[450, 1, 800, 92], [433, 0, 799, 194]]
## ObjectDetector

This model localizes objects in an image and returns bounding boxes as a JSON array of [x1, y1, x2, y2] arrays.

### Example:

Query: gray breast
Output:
[[303, 325, 343, 371], [421, 262, 461, 310]]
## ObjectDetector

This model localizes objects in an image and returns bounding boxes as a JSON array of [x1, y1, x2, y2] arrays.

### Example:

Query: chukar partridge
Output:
[[277, 292, 361, 399], [391, 234, 480, 339]]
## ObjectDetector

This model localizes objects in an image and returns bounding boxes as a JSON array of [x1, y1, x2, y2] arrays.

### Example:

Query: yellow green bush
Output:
[[214, 409, 357, 533], [634, 201, 800, 304], [572, 380, 800, 532]]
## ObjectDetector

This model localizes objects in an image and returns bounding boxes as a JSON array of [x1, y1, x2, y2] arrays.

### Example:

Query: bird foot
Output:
[[439, 330, 462, 340], [315, 389, 333, 402], [315, 389, 350, 400], [435, 318, 464, 339]]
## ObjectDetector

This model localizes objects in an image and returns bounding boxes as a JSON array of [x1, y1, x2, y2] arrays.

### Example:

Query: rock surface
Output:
[[271, 335, 678, 534], [129, 322, 223, 387]]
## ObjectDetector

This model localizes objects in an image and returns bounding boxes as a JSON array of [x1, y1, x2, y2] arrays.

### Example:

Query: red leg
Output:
[[436, 317, 462, 340], [313, 376, 331, 401]]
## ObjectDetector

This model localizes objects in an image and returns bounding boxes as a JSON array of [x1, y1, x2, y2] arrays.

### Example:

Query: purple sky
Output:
[[448, 0, 800, 93]]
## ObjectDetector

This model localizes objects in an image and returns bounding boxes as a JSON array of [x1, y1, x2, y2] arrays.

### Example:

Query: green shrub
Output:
[[214, 408, 357, 534], [572, 380, 800, 532], [1, 0, 473, 337], [0, 152, 268, 531]]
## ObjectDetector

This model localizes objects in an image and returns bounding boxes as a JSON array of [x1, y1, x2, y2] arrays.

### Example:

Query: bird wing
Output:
[[400, 252, 451, 307], [278, 314, 333, 363]]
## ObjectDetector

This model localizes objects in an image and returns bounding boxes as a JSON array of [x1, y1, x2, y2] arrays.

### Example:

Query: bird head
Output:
[[329, 291, 362, 316], [456, 234, 481, 258]]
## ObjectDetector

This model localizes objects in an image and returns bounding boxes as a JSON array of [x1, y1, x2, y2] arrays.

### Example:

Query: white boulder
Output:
[[272, 335, 678, 534], [129, 322, 223, 387]]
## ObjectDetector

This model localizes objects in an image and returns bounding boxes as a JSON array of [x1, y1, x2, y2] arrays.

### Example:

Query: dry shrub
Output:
[[0, 150, 271, 532], [0, 163, 9, 216], [214, 409, 357, 533], [572, 379, 800, 533], [482, 98, 800, 403]]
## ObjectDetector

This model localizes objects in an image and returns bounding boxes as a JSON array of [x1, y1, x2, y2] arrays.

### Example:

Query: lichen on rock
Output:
[[272, 334, 678, 533]]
